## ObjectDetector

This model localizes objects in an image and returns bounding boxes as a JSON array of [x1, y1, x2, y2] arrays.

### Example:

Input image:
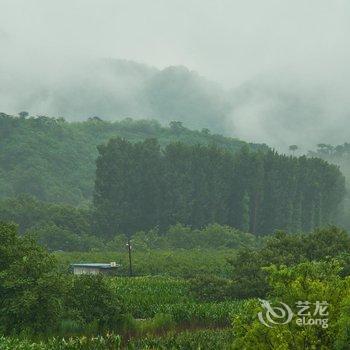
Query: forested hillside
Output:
[[0, 113, 263, 205], [0, 112, 345, 239]]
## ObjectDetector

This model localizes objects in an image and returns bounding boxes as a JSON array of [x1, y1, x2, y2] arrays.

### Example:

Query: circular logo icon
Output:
[[258, 299, 293, 327]]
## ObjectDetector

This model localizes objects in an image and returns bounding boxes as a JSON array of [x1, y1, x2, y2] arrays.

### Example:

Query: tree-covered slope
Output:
[[0, 113, 265, 205]]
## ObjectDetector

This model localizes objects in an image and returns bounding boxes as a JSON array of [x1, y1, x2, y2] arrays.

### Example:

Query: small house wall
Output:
[[73, 267, 101, 275]]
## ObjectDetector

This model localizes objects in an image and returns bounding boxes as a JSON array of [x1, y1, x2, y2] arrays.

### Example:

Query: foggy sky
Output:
[[1, 0, 350, 150]]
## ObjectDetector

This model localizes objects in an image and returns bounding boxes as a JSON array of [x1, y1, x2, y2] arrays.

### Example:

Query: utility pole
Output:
[[126, 239, 133, 277]]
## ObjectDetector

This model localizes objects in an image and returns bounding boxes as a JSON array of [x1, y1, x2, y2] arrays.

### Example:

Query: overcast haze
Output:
[[1, 0, 350, 150]]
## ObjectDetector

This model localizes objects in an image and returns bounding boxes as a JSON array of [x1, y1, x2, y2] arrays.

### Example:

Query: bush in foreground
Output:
[[232, 260, 350, 349], [0, 222, 64, 335]]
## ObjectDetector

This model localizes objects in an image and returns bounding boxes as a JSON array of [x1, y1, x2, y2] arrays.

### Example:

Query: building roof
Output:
[[71, 263, 120, 269]]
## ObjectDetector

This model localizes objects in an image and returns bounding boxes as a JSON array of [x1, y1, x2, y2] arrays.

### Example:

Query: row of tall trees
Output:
[[93, 138, 345, 237]]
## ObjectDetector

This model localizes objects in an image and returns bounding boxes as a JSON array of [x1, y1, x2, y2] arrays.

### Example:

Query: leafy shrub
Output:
[[27, 224, 104, 252], [163, 223, 256, 250], [0, 222, 65, 335], [229, 248, 270, 299], [138, 313, 176, 336], [232, 260, 350, 349], [64, 275, 126, 332], [229, 227, 350, 299], [189, 274, 233, 302]]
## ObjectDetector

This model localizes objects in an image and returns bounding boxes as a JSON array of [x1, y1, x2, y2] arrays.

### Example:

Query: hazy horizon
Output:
[[1, 0, 350, 151]]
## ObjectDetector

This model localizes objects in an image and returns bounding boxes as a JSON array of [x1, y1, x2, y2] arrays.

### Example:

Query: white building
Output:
[[71, 262, 120, 275]]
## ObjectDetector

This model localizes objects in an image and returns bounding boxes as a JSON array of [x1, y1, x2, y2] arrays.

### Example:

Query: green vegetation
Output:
[[309, 143, 350, 231], [0, 223, 127, 337], [94, 138, 345, 236], [0, 222, 242, 347], [111, 277, 192, 317], [130, 329, 236, 349], [2, 220, 350, 348], [0, 194, 256, 253], [228, 226, 350, 299], [232, 261, 350, 349], [1, 115, 349, 348], [0, 330, 236, 349], [55, 249, 234, 278], [0, 222, 64, 335], [0, 334, 122, 349], [0, 113, 259, 205]]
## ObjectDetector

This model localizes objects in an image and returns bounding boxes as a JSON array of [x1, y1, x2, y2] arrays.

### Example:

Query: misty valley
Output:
[[1, 1, 350, 348]]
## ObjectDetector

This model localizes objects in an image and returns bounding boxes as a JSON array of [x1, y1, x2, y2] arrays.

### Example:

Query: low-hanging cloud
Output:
[[1, 0, 350, 151]]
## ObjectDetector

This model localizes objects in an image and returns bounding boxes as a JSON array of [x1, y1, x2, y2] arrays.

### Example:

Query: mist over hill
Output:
[[225, 71, 350, 152], [1, 57, 349, 152], [0, 59, 228, 133]]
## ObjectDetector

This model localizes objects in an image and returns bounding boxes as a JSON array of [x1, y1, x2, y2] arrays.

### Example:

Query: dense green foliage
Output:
[[0, 195, 102, 251], [0, 222, 243, 347], [188, 275, 234, 302], [232, 261, 350, 349], [0, 195, 255, 252], [0, 113, 257, 205], [64, 275, 125, 332], [0, 222, 63, 335], [229, 226, 350, 299], [129, 223, 256, 251], [94, 138, 345, 237], [0, 195, 91, 235], [0, 223, 126, 337], [2, 221, 350, 349], [309, 142, 350, 230], [1, 112, 349, 348], [195, 220, 350, 349]]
